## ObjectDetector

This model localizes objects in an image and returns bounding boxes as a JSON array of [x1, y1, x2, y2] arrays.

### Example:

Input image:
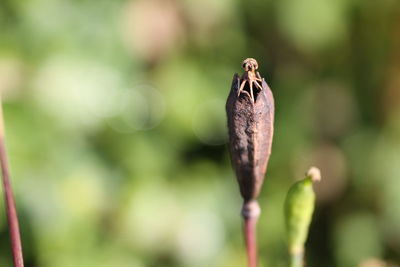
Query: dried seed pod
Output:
[[226, 58, 275, 202]]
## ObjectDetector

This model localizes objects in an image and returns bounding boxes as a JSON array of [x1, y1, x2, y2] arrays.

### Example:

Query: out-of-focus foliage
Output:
[[0, 0, 400, 266]]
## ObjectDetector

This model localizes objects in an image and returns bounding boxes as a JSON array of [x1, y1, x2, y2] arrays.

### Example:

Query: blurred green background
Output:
[[1, 0, 400, 266]]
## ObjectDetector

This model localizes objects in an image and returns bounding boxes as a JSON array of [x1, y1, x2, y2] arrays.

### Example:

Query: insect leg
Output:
[[254, 80, 262, 90], [250, 81, 254, 102], [238, 79, 247, 96]]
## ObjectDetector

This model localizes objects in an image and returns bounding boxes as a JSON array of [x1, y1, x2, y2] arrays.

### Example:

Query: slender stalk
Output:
[[244, 216, 258, 267], [0, 100, 24, 267], [242, 200, 260, 267], [289, 252, 303, 267]]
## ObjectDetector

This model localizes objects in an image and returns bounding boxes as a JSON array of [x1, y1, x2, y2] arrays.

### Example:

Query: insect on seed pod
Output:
[[226, 58, 275, 204]]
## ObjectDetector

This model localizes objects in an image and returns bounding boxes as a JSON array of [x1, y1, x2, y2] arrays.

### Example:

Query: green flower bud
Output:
[[284, 167, 321, 266]]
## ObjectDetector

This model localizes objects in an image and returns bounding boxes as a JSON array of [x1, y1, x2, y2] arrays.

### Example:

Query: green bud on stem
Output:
[[284, 167, 321, 267]]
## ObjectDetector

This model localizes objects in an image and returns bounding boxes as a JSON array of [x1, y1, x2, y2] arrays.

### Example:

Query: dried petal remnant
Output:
[[226, 58, 274, 201]]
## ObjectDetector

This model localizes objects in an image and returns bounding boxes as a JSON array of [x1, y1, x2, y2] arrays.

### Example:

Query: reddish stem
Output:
[[0, 102, 24, 267], [242, 200, 260, 267], [244, 216, 258, 267]]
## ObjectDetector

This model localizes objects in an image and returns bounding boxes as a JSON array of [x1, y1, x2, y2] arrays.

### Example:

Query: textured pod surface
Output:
[[226, 72, 274, 201]]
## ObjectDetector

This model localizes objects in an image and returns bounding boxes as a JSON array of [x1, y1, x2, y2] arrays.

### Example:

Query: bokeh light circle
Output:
[[192, 98, 227, 145]]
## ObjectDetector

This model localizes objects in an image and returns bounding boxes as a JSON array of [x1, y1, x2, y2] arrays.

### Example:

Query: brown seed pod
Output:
[[226, 58, 274, 202]]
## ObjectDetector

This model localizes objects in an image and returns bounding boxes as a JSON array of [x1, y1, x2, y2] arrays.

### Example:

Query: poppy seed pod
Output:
[[226, 58, 275, 202]]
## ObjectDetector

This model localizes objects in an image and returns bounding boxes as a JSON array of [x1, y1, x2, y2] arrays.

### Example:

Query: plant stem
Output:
[[244, 216, 258, 267], [0, 100, 24, 267], [289, 251, 303, 267], [242, 200, 260, 267]]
